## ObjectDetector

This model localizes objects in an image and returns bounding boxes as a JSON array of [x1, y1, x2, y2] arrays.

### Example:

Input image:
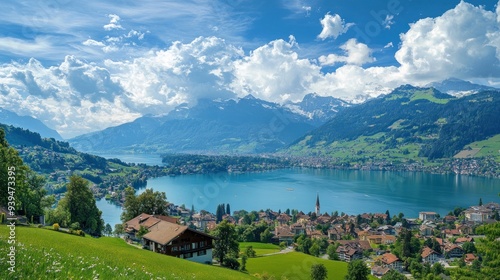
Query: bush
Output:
[[53, 223, 60, 231], [222, 257, 240, 270], [76, 230, 85, 237], [37, 224, 43, 228], [70, 222, 80, 231]]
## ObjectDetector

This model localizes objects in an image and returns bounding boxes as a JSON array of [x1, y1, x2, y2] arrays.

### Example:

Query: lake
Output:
[[96, 166, 500, 227]]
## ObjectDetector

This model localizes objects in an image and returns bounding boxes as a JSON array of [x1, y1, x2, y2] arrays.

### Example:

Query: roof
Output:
[[371, 265, 390, 276], [142, 220, 215, 245], [421, 247, 438, 258], [125, 213, 179, 232], [142, 221, 188, 245], [380, 253, 400, 265]]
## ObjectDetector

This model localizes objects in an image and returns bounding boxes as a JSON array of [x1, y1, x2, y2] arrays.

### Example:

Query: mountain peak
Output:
[[242, 94, 256, 100]]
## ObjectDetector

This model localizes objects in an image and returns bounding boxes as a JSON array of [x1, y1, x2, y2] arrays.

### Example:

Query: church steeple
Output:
[[315, 193, 320, 216]]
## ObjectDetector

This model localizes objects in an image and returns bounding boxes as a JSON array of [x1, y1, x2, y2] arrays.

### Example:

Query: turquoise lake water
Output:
[[96, 163, 500, 227]]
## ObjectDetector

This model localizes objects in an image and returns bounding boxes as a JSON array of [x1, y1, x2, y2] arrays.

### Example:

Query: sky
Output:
[[0, 0, 499, 138]]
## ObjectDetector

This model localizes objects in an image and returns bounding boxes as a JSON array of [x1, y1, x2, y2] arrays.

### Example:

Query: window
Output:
[[199, 241, 206, 247], [192, 242, 198, 249], [198, 250, 207, 256], [172, 246, 178, 252], [183, 252, 193, 259]]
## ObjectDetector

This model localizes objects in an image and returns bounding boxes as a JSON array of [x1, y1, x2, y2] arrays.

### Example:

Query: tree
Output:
[[381, 269, 406, 280], [345, 259, 369, 280], [114, 224, 125, 236], [212, 220, 239, 265], [137, 225, 149, 238], [385, 210, 391, 224], [104, 223, 113, 236], [120, 187, 169, 222], [241, 254, 248, 271], [245, 246, 257, 258], [327, 243, 339, 260], [260, 228, 273, 243], [64, 175, 104, 236], [310, 263, 328, 280], [479, 197, 483, 206], [462, 242, 477, 254], [226, 203, 231, 216], [310, 243, 320, 257]]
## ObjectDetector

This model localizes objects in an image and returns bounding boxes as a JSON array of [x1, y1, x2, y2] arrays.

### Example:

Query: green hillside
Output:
[[287, 86, 500, 169], [0, 226, 253, 280], [0, 124, 167, 199], [246, 251, 376, 280]]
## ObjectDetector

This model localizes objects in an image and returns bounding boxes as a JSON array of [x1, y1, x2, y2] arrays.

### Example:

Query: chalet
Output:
[[273, 226, 294, 245], [336, 240, 370, 262], [371, 265, 390, 278], [290, 222, 306, 235], [443, 215, 457, 223], [455, 236, 474, 245], [336, 245, 362, 262], [276, 213, 291, 226], [444, 243, 464, 258], [464, 253, 477, 264], [421, 247, 439, 264], [365, 234, 396, 245], [420, 224, 435, 236], [124, 213, 179, 241], [327, 227, 343, 240], [142, 220, 215, 264], [419, 212, 438, 221], [379, 253, 403, 271], [376, 225, 395, 235]]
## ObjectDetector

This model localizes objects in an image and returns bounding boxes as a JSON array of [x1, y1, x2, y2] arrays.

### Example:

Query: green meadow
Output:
[[0, 226, 252, 280], [245, 251, 377, 280], [239, 242, 281, 256]]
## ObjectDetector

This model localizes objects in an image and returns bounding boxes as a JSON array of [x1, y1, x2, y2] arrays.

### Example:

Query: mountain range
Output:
[[287, 85, 500, 164], [68, 94, 348, 154], [0, 107, 62, 140]]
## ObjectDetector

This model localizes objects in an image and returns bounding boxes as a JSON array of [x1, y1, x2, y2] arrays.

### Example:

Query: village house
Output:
[[421, 247, 440, 264], [464, 253, 477, 264], [371, 265, 391, 278], [443, 243, 464, 258], [272, 225, 295, 245], [378, 252, 403, 271], [463, 206, 493, 223], [419, 211, 439, 221], [142, 220, 215, 264], [276, 213, 291, 226], [336, 240, 370, 262], [124, 213, 179, 241]]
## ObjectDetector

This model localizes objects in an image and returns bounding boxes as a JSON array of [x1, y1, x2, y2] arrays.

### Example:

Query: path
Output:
[[261, 246, 294, 256]]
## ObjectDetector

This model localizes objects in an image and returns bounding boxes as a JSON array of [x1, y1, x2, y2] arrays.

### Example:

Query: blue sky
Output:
[[0, 0, 499, 138]]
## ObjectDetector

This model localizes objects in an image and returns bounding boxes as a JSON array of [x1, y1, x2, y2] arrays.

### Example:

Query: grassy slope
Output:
[[239, 242, 281, 256], [245, 251, 377, 280], [0, 226, 253, 280], [466, 134, 500, 161]]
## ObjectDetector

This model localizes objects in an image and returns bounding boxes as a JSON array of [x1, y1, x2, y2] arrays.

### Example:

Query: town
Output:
[[120, 193, 500, 279]]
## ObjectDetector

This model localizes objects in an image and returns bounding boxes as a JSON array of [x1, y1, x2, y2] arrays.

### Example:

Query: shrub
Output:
[[53, 223, 60, 231], [70, 222, 80, 231], [37, 224, 43, 228], [222, 257, 240, 270]]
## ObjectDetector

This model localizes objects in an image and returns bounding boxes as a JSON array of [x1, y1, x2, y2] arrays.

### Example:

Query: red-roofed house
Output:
[[421, 247, 439, 264], [142, 220, 215, 264], [379, 253, 403, 271]]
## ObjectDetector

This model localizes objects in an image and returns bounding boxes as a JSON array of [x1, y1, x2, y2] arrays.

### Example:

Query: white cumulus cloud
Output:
[[103, 14, 124, 31], [319, 39, 375, 66], [318, 13, 353, 40], [395, 1, 500, 83]]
